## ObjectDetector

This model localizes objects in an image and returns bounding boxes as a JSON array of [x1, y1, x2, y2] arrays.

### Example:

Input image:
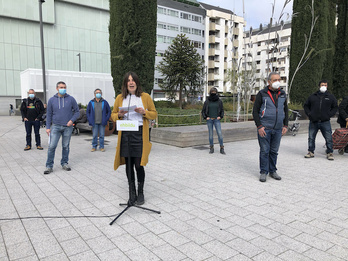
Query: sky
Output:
[[199, 0, 293, 29]]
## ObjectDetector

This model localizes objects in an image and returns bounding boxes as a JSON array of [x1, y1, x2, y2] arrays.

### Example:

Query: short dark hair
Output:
[[318, 79, 328, 87], [94, 88, 102, 94], [121, 71, 143, 98], [56, 81, 66, 87], [209, 87, 218, 95]]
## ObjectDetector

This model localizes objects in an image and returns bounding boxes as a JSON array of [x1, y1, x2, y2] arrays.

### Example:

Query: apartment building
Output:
[[243, 22, 291, 94], [200, 3, 245, 96], [154, 0, 206, 99]]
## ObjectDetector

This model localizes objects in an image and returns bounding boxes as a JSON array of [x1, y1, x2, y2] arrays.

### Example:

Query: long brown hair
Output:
[[121, 71, 143, 98]]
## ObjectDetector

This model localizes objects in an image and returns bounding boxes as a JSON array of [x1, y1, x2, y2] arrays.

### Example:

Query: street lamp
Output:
[[38, 0, 47, 105], [77, 53, 81, 72]]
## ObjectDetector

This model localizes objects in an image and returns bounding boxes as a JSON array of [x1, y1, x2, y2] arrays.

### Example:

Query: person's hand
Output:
[[345, 118, 348, 122], [46, 129, 50, 135], [118, 109, 127, 118], [258, 127, 266, 137], [217, 117, 221, 120], [282, 126, 288, 136], [24, 118, 28, 121], [67, 120, 73, 127], [134, 107, 146, 115], [206, 117, 210, 120]]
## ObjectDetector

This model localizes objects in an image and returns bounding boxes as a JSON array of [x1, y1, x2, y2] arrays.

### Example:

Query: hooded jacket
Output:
[[46, 93, 80, 129], [304, 91, 338, 122], [86, 98, 111, 126], [20, 97, 44, 121], [337, 96, 348, 126], [201, 95, 224, 119]]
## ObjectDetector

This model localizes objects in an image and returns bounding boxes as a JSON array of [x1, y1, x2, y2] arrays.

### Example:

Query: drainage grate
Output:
[[193, 145, 209, 150]]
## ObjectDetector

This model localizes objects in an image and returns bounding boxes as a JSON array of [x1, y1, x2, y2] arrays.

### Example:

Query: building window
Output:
[[181, 27, 191, 34], [168, 9, 179, 17], [192, 29, 202, 36], [192, 15, 202, 23], [180, 12, 191, 20], [157, 7, 166, 14], [257, 51, 261, 55], [192, 41, 202, 49]]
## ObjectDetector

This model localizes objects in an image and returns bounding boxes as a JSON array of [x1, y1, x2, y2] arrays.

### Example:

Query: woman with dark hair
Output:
[[111, 72, 157, 205], [201, 87, 225, 154]]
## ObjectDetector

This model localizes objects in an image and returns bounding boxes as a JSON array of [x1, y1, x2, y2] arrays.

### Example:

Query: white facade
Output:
[[154, 0, 206, 99], [200, 3, 245, 96], [243, 22, 291, 94]]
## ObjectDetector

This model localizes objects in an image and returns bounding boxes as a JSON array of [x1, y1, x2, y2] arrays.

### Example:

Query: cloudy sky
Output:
[[200, 0, 293, 29]]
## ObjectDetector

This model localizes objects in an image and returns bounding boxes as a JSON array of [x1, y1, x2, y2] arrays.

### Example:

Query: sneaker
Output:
[[44, 168, 53, 175], [220, 147, 226, 155], [91, 148, 96, 152], [62, 164, 71, 171], [209, 146, 214, 154], [304, 151, 314, 158], [37, 145, 43, 150], [100, 148, 105, 152], [327, 153, 334, 161], [259, 173, 267, 182], [24, 145, 31, 151], [270, 172, 282, 180]]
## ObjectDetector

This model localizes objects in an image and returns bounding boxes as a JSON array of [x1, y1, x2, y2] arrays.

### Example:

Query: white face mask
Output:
[[271, 81, 281, 90], [320, 86, 327, 93]]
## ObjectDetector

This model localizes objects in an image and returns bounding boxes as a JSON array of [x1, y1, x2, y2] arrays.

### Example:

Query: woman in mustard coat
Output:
[[111, 72, 157, 205]]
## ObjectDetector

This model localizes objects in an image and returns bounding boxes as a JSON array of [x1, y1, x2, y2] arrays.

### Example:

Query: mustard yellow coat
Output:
[[111, 93, 157, 171]]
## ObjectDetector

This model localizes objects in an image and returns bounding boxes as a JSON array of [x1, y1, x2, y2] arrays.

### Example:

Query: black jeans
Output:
[[25, 120, 41, 146], [125, 157, 145, 183]]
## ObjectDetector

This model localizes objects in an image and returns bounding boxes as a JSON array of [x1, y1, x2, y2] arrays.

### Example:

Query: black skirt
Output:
[[120, 126, 143, 158]]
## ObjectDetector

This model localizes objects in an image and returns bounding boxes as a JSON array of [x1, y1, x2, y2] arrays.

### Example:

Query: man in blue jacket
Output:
[[304, 80, 338, 160], [44, 81, 80, 174], [253, 72, 288, 182], [86, 89, 111, 152]]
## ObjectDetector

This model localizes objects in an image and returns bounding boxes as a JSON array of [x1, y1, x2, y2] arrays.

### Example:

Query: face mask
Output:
[[58, 89, 66, 95], [271, 81, 281, 90], [96, 93, 102, 99], [28, 94, 35, 99], [210, 93, 216, 96], [320, 86, 327, 93]]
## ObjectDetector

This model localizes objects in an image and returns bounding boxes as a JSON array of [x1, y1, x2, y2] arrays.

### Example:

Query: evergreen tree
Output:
[[289, 0, 334, 104], [109, 0, 157, 96], [333, 0, 348, 99], [157, 34, 205, 109]]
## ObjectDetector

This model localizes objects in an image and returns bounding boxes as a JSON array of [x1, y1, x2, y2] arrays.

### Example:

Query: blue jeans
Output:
[[46, 124, 73, 168], [92, 124, 105, 149], [308, 121, 333, 154], [25, 120, 41, 146], [258, 128, 282, 174], [207, 119, 224, 146]]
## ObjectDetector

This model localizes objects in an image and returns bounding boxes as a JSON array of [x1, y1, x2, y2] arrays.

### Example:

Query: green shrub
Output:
[[156, 108, 202, 127]]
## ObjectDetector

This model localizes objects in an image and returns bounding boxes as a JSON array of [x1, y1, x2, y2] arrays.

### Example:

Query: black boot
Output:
[[136, 182, 145, 205], [128, 181, 137, 206], [209, 145, 214, 154], [220, 146, 226, 155]]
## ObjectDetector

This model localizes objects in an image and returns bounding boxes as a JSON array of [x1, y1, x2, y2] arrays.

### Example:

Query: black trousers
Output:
[[125, 157, 145, 183]]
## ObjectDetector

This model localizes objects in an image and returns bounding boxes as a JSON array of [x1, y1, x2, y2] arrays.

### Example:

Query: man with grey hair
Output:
[[252, 72, 288, 182], [86, 88, 111, 152], [20, 89, 45, 151]]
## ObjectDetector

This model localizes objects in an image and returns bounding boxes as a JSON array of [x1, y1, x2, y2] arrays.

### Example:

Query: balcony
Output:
[[209, 23, 216, 31], [225, 25, 229, 32], [209, 35, 216, 43], [233, 40, 239, 47], [224, 62, 228, 69], [233, 28, 239, 35], [224, 50, 228, 57], [208, 73, 214, 81], [224, 38, 229, 45], [208, 48, 215, 56], [208, 60, 215, 68]]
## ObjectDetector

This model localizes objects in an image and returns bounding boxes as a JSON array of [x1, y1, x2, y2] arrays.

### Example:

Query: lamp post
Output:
[[77, 53, 81, 72], [39, 0, 47, 105]]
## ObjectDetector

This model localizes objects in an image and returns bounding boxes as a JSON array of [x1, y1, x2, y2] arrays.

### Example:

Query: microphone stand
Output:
[[110, 94, 160, 225]]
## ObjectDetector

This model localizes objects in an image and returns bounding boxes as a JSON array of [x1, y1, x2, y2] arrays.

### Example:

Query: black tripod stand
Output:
[[110, 131, 160, 226]]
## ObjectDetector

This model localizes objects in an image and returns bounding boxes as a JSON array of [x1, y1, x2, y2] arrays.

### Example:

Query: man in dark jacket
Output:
[[86, 89, 111, 152], [20, 89, 45, 151], [304, 80, 338, 160], [253, 72, 288, 182]]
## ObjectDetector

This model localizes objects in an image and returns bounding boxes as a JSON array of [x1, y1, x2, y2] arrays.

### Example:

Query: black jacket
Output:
[[201, 98, 224, 119], [337, 96, 348, 127], [20, 97, 45, 121], [303, 91, 338, 122]]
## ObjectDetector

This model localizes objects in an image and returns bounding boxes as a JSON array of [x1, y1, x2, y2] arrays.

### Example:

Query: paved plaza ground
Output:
[[1, 116, 348, 260]]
